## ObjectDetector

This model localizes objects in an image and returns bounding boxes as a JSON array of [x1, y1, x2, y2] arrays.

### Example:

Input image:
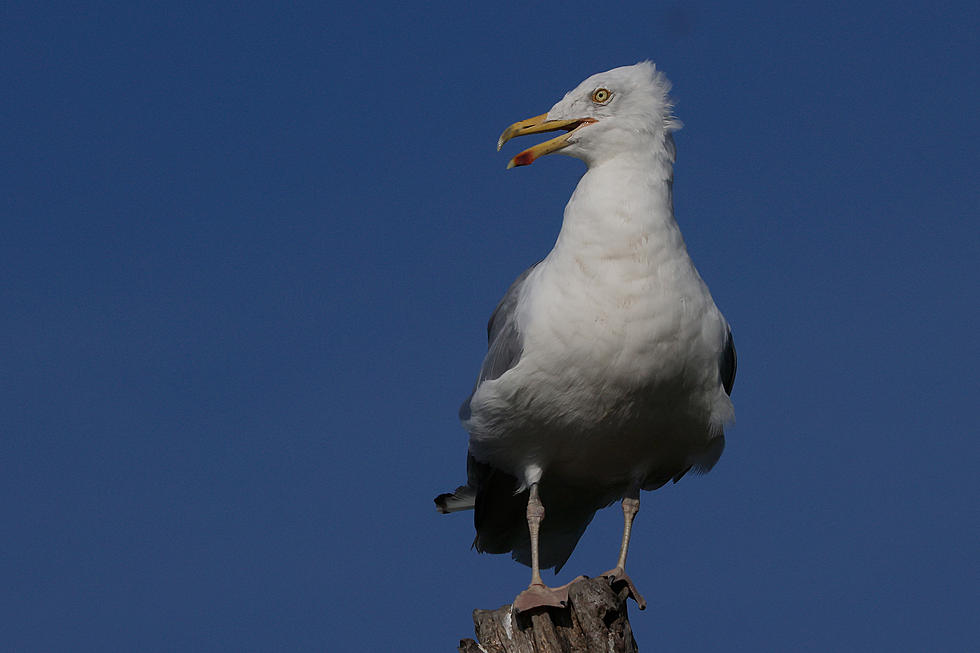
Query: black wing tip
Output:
[[434, 493, 454, 514], [434, 486, 476, 514], [721, 327, 737, 396]]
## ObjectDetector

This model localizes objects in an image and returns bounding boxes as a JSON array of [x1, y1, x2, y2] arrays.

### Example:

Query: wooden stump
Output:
[[458, 576, 639, 652]]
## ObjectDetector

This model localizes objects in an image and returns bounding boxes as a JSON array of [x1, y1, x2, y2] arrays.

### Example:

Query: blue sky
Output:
[[2, 1, 977, 650]]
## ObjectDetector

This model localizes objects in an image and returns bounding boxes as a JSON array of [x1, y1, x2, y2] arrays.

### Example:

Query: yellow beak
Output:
[[497, 113, 597, 168]]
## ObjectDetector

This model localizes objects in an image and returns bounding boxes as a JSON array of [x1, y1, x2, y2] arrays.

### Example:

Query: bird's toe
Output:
[[600, 567, 647, 610]]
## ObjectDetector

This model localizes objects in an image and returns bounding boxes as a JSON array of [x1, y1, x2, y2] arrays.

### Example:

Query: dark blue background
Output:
[[3, 1, 977, 650]]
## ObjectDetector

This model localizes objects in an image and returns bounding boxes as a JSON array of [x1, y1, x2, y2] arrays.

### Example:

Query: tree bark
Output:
[[458, 576, 640, 652]]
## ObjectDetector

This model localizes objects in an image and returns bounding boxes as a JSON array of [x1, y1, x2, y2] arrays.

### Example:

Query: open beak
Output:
[[497, 113, 596, 168]]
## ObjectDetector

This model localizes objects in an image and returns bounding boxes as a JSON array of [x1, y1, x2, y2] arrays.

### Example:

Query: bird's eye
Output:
[[592, 88, 611, 104]]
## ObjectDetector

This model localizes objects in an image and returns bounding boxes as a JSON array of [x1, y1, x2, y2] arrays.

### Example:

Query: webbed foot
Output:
[[600, 567, 647, 610], [512, 576, 588, 613]]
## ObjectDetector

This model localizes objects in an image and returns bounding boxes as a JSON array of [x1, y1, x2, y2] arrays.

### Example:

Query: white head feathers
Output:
[[547, 61, 682, 166]]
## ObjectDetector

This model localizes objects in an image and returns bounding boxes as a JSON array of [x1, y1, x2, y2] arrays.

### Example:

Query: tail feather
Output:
[[434, 486, 476, 514]]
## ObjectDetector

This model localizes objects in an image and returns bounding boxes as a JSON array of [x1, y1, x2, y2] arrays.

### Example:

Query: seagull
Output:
[[436, 62, 736, 614]]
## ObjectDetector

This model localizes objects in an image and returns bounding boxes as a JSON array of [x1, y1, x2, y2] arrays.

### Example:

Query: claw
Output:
[[601, 567, 647, 610]]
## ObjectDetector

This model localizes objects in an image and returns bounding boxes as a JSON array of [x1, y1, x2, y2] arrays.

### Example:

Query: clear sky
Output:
[[2, 1, 977, 651]]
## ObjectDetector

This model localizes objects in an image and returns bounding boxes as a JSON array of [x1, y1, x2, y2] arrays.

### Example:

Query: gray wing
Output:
[[664, 326, 737, 486], [458, 263, 538, 421], [720, 326, 737, 396]]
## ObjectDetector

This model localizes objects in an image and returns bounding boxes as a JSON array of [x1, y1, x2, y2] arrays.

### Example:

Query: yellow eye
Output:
[[592, 88, 611, 104]]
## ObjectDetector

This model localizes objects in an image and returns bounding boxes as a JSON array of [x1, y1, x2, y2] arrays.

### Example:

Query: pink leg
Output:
[[601, 490, 647, 610], [513, 483, 585, 613]]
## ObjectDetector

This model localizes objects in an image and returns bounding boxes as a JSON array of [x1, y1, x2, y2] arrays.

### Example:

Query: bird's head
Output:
[[498, 61, 681, 168]]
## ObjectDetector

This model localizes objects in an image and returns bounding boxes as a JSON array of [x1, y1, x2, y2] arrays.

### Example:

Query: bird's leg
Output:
[[512, 483, 583, 613], [601, 489, 647, 610], [614, 495, 639, 571], [527, 482, 546, 586]]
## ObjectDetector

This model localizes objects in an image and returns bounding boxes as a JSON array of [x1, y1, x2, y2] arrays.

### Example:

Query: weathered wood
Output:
[[459, 576, 639, 653]]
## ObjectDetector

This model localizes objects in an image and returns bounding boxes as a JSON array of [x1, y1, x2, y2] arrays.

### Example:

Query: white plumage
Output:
[[437, 62, 736, 611]]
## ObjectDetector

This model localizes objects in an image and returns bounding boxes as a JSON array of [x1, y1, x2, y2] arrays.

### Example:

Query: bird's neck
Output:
[[551, 147, 689, 266]]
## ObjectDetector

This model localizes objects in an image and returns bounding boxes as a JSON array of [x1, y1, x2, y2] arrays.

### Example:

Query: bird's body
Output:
[[467, 153, 732, 489], [437, 62, 736, 607]]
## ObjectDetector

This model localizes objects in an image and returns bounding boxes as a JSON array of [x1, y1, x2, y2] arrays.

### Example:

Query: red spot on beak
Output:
[[513, 150, 536, 167]]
